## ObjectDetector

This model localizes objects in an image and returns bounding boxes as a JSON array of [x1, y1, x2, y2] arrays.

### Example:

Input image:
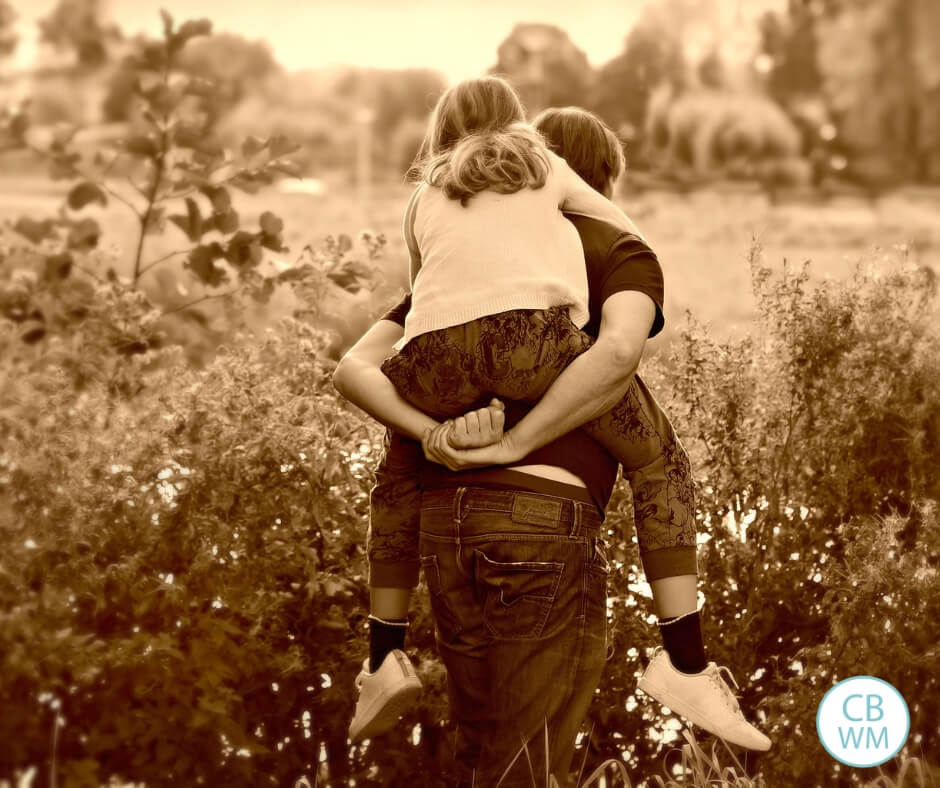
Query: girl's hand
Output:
[[446, 398, 506, 448], [422, 414, 524, 472]]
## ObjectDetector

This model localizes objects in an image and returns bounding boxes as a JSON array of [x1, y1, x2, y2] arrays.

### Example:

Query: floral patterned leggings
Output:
[[370, 306, 697, 589]]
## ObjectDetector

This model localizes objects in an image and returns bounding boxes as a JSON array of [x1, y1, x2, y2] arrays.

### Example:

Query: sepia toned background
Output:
[[0, 1, 938, 786]]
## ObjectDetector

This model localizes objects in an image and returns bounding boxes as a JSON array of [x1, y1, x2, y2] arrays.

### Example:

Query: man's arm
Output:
[[509, 289, 655, 452], [422, 289, 655, 469]]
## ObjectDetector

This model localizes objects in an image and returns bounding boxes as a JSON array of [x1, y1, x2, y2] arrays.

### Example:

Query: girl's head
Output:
[[421, 75, 527, 156], [532, 107, 625, 197], [416, 76, 550, 205]]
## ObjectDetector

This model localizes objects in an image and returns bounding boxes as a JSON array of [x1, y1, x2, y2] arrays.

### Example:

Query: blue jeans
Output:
[[419, 486, 609, 787]]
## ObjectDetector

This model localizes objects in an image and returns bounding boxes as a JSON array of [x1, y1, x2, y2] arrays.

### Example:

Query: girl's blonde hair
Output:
[[414, 76, 550, 205]]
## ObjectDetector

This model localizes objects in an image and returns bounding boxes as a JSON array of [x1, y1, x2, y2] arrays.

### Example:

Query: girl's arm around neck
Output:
[[550, 151, 645, 241]]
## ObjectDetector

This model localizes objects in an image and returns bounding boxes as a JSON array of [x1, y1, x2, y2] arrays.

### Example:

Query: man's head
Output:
[[532, 107, 625, 197]]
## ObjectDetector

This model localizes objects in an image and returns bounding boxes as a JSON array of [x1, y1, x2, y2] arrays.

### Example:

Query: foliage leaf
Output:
[[172, 121, 203, 150], [186, 244, 226, 287], [171, 18, 212, 51], [124, 134, 159, 158], [268, 135, 301, 159], [168, 198, 203, 242], [241, 136, 267, 158], [13, 217, 57, 244], [66, 218, 100, 251], [201, 186, 231, 214], [258, 212, 283, 237], [44, 253, 73, 280], [214, 209, 239, 235], [223, 231, 257, 266], [67, 182, 108, 211], [250, 277, 275, 304]]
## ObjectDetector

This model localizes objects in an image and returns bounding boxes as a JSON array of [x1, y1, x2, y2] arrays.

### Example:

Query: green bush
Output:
[[0, 258, 451, 785], [3, 220, 936, 786], [584, 245, 939, 784], [644, 89, 804, 183]]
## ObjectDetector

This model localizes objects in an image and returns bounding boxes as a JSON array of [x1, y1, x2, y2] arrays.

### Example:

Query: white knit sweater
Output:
[[397, 149, 641, 350]]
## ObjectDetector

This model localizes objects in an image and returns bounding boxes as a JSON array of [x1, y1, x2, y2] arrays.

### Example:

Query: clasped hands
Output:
[[421, 398, 525, 471]]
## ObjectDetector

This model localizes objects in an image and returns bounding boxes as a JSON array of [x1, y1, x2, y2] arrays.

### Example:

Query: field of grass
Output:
[[3, 174, 938, 355]]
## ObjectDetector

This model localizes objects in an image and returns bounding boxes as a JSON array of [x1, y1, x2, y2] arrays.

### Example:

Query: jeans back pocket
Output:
[[474, 550, 564, 640]]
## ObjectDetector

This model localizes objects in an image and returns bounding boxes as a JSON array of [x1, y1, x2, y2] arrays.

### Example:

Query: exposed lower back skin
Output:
[[508, 463, 587, 487]]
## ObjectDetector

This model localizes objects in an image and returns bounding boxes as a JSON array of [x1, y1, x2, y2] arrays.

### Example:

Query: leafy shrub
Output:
[[3, 208, 938, 786], [644, 88, 804, 182], [585, 244, 939, 785], [1, 10, 301, 299], [0, 260, 453, 784]]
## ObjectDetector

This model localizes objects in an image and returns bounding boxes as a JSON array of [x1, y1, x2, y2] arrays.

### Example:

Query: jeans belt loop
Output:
[[570, 500, 582, 539], [454, 486, 467, 527]]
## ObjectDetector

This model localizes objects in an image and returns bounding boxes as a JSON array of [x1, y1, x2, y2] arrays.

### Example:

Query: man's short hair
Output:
[[532, 107, 625, 194]]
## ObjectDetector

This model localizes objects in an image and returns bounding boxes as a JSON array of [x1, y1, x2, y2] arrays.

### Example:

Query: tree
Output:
[[37, 0, 122, 68], [334, 67, 445, 133], [490, 23, 594, 114], [589, 0, 720, 163], [178, 33, 281, 122], [592, 19, 687, 135], [813, 0, 940, 183], [104, 32, 282, 125], [0, 0, 17, 61], [757, 1, 823, 108], [763, 0, 940, 184]]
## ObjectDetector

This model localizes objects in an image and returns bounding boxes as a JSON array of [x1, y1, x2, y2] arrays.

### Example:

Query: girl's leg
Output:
[[594, 380, 770, 748], [349, 430, 424, 743], [650, 574, 698, 619], [583, 375, 705, 671], [366, 430, 424, 669], [370, 587, 412, 620]]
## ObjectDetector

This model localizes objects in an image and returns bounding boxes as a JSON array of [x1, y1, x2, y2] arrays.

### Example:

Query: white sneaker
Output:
[[637, 647, 771, 751], [348, 650, 422, 744]]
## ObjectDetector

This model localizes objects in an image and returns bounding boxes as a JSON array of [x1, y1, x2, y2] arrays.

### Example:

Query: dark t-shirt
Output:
[[381, 216, 665, 513]]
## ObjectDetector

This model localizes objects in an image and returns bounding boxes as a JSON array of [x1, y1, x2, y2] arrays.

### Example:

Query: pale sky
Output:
[[8, 0, 783, 83]]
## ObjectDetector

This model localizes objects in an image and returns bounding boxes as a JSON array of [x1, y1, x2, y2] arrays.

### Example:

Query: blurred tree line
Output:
[[2, 0, 939, 188], [493, 0, 940, 189], [0, 0, 446, 179]]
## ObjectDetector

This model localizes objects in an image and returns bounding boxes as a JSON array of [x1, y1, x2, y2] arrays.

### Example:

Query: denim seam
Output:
[[419, 552, 463, 639], [458, 534, 595, 545]]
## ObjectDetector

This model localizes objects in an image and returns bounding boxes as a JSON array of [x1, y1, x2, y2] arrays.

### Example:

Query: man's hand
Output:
[[422, 399, 525, 471], [446, 398, 506, 448]]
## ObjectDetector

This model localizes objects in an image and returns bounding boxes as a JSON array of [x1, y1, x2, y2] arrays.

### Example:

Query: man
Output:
[[333, 107, 767, 786]]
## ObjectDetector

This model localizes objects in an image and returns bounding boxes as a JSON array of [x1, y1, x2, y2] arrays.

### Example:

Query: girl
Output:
[[335, 78, 769, 753]]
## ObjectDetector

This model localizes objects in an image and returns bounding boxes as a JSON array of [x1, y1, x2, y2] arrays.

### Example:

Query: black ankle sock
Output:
[[658, 611, 707, 674], [369, 616, 408, 673]]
